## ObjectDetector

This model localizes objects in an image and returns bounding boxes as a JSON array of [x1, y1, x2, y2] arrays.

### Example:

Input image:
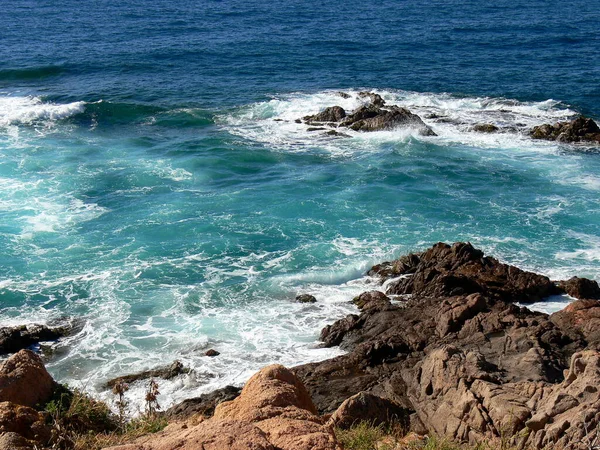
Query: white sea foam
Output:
[[0, 95, 85, 129], [218, 89, 580, 155]]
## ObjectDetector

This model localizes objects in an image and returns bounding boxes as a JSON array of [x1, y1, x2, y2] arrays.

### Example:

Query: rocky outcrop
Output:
[[531, 116, 600, 143], [105, 365, 341, 450], [558, 276, 600, 300], [292, 242, 600, 449], [0, 350, 55, 408], [0, 323, 73, 354], [296, 294, 317, 303], [326, 391, 409, 429], [472, 123, 499, 133], [372, 242, 561, 303], [298, 92, 436, 136], [166, 385, 241, 419], [105, 360, 190, 389]]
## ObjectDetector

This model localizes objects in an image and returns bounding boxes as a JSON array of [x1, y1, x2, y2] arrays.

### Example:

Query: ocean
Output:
[[1, 0, 599, 411]]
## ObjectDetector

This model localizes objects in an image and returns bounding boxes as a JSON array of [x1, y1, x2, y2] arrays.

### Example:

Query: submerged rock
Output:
[[295, 294, 317, 304], [472, 123, 499, 133], [205, 349, 220, 357], [530, 115, 600, 143], [105, 360, 190, 388]]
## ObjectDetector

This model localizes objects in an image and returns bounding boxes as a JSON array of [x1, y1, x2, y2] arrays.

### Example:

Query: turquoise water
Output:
[[1, 0, 599, 410]]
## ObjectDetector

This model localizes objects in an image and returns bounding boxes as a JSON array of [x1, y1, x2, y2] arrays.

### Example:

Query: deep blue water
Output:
[[1, 0, 599, 409]]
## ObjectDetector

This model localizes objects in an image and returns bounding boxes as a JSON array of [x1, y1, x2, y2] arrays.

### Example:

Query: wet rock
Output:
[[530, 116, 600, 143], [336, 92, 351, 99], [346, 106, 436, 135], [205, 349, 220, 357], [557, 276, 600, 300], [0, 350, 56, 408], [472, 123, 499, 133], [327, 391, 409, 429], [166, 385, 242, 419], [307, 127, 327, 131], [381, 242, 560, 303], [358, 91, 386, 107], [0, 323, 74, 355], [352, 291, 390, 311], [303, 106, 346, 124], [105, 360, 190, 389], [325, 130, 349, 137], [296, 294, 317, 304]]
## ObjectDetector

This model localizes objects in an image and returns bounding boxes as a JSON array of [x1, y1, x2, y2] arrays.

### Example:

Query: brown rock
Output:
[[296, 294, 317, 304], [346, 106, 436, 135], [551, 299, 600, 348], [358, 91, 386, 107], [0, 323, 73, 355], [472, 124, 499, 133], [327, 391, 409, 429], [558, 276, 600, 300], [205, 349, 220, 357], [0, 402, 51, 444], [105, 365, 341, 450], [0, 432, 36, 450], [530, 116, 600, 143], [0, 350, 55, 408], [383, 242, 560, 303]]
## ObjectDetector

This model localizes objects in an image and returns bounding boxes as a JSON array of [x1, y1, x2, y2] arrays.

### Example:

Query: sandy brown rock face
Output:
[[0, 432, 36, 450], [551, 299, 600, 349], [0, 401, 51, 444], [105, 365, 341, 450], [0, 349, 55, 408], [327, 391, 409, 429]]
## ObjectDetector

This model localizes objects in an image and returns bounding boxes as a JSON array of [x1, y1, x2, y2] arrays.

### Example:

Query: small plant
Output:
[[335, 421, 389, 450], [145, 378, 161, 417], [112, 380, 129, 431]]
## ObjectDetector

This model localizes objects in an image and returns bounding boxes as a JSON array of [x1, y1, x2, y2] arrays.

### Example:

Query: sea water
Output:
[[1, 0, 599, 412]]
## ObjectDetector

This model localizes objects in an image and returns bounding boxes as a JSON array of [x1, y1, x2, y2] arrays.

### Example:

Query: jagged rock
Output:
[[166, 385, 242, 419], [292, 242, 600, 449], [558, 276, 600, 300], [205, 349, 220, 357], [296, 294, 317, 304], [105, 365, 341, 450], [325, 130, 349, 137], [551, 299, 600, 349], [344, 105, 436, 135], [0, 323, 73, 355], [0, 350, 55, 408], [530, 116, 600, 143], [327, 391, 409, 429], [0, 402, 51, 444], [105, 360, 189, 389], [358, 91, 386, 107], [336, 92, 351, 99], [472, 124, 499, 133], [380, 242, 560, 303], [303, 106, 346, 124]]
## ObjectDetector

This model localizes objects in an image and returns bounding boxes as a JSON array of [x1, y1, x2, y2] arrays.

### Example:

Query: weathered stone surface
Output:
[[292, 242, 600, 449], [0, 402, 51, 444], [105, 360, 189, 388], [558, 276, 600, 300], [105, 365, 341, 450], [0, 323, 73, 355], [327, 391, 409, 429], [358, 91, 386, 107], [551, 299, 600, 349], [0, 432, 36, 450], [530, 116, 600, 143], [166, 385, 241, 419], [0, 350, 55, 408], [345, 105, 435, 135]]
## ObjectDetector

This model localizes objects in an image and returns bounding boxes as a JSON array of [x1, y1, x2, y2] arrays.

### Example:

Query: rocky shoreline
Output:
[[2, 242, 600, 449]]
